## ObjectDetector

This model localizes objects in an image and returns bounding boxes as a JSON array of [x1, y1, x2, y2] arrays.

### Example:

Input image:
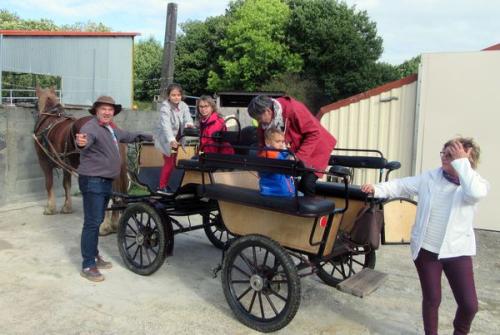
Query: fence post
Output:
[[9, 89, 14, 106]]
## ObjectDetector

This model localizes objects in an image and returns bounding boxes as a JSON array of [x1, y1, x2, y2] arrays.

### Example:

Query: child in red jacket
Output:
[[197, 95, 234, 155]]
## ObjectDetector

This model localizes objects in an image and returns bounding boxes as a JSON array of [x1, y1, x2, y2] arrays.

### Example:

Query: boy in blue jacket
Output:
[[258, 127, 296, 197]]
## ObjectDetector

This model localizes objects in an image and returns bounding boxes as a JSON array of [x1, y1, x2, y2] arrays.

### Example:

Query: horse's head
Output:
[[35, 86, 62, 115]]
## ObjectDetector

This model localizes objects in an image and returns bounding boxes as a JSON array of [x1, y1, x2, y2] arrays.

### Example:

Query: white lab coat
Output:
[[373, 158, 489, 260]]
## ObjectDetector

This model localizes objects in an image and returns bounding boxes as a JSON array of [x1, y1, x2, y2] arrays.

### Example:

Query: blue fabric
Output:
[[259, 151, 296, 197], [79, 175, 112, 269]]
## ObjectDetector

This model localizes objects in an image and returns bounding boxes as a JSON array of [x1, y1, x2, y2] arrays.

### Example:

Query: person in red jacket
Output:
[[248, 95, 336, 196], [197, 95, 235, 155]]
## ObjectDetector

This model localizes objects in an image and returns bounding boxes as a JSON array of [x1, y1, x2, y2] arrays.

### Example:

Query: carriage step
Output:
[[337, 268, 387, 298]]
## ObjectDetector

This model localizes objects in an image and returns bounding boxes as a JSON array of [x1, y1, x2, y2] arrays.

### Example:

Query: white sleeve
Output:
[[373, 174, 422, 199], [451, 158, 489, 203]]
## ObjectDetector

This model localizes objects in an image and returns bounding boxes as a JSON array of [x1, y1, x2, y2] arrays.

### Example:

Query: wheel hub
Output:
[[136, 233, 145, 246], [250, 274, 264, 291]]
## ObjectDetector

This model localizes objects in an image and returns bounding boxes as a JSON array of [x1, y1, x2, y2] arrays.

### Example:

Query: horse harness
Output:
[[33, 105, 81, 176]]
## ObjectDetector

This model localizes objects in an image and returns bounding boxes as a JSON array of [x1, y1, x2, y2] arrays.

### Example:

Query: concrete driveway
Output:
[[0, 197, 498, 334]]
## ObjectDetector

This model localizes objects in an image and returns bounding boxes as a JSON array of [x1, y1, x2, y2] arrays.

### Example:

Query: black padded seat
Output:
[[329, 155, 387, 169], [199, 184, 335, 217], [177, 158, 203, 170], [315, 181, 368, 201]]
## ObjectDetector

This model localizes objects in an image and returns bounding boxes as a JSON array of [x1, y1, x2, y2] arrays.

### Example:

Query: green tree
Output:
[[208, 0, 302, 91], [0, 10, 58, 30], [260, 73, 323, 112], [133, 37, 163, 101], [397, 55, 421, 77], [175, 15, 229, 96], [0, 9, 110, 31], [286, 0, 385, 101]]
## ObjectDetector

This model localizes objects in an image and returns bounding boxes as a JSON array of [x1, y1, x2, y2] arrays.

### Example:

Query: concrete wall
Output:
[[0, 106, 155, 207]]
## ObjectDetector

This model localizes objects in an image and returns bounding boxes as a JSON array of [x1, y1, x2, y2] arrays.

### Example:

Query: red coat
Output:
[[257, 96, 336, 175], [199, 112, 235, 154]]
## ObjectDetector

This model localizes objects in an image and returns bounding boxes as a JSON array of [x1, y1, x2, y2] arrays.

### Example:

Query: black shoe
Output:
[[156, 187, 174, 195]]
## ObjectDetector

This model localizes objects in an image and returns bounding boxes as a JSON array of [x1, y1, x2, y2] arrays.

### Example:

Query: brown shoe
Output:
[[96, 255, 112, 269], [81, 267, 105, 282]]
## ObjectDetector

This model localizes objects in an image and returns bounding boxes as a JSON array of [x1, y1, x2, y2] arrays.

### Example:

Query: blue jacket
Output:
[[258, 150, 296, 197]]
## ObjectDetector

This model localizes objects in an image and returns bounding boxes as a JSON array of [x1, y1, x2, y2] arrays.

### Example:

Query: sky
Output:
[[2, 0, 499, 65]]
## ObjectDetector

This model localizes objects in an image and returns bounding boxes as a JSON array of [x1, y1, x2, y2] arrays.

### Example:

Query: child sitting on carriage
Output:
[[258, 127, 296, 197]]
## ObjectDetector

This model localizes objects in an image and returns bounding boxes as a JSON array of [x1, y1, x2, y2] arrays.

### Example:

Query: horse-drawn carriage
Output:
[[111, 127, 417, 332]]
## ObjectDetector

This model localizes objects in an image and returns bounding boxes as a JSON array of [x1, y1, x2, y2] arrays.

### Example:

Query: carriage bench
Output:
[[199, 184, 335, 218], [316, 181, 370, 201]]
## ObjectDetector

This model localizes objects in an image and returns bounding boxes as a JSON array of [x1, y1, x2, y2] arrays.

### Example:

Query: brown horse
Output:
[[34, 87, 127, 234]]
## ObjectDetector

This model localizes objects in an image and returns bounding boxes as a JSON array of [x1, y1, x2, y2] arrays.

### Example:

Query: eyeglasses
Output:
[[440, 151, 452, 160], [198, 104, 211, 109]]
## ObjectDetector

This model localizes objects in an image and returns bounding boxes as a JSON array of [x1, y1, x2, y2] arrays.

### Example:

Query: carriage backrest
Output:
[[199, 152, 310, 177]]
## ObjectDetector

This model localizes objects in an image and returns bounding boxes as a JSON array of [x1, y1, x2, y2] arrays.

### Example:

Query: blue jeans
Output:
[[79, 175, 112, 269]]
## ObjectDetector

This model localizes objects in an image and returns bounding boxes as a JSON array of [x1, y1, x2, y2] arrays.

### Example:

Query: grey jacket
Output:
[[77, 117, 152, 179], [154, 100, 193, 156]]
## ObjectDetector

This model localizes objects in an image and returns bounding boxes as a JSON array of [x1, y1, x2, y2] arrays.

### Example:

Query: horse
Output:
[[33, 87, 127, 234]]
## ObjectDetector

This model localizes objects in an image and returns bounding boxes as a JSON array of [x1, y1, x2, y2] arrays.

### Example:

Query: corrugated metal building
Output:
[[0, 30, 138, 107], [318, 75, 418, 184], [318, 44, 500, 231]]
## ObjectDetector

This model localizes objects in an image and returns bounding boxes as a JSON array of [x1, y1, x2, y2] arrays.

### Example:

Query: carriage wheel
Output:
[[117, 203, 167, 276], [203, 210, 234, 249], [222, 235, 301, 333], [312, 245, 376, 287]]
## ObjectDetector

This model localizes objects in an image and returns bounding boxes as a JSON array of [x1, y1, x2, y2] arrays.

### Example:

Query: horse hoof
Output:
[[60, 207, 73, 214], [43, 208, 57, 215], [99, 226, 116, 236]]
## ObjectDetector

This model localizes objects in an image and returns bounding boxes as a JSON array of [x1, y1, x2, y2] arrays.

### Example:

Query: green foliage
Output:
[[0, 9, 110, 31], [133, 37, 163, 101], [397, 55, 421, 77], [0, 10, 58, 30], [208, 0, 302, 91], [259, 73, 323, 113], [286, 0, 385, 101], [175, 16, 229, 96], [60, 21, 111, 32]]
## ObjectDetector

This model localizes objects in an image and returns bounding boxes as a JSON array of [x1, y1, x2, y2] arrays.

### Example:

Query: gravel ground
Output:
[[0, 197, 498, 335]]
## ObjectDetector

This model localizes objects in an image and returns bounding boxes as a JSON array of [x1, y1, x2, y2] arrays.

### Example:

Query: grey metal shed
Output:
[[0, 30, 138, 108]]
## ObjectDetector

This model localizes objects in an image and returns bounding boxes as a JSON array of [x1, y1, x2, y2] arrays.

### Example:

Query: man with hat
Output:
[[75, 96, 152, 282]]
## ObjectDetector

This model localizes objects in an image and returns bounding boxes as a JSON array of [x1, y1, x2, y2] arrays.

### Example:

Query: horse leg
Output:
[[100, 144, 128, 235], [41, 163, 57, 215], [60, 170, 73, 214], [100, 209, 118, 236]]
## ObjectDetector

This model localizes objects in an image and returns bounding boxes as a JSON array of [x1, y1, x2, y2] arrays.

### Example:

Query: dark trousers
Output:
[[298, 172, 318, 197], [414, 248, 478, 335], [79, 175, 112, 269]]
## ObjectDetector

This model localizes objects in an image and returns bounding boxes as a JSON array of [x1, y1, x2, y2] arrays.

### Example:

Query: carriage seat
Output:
[[315, 181, 386, 201], [315, 181, 367, 201], [199, 184, 335, 217]]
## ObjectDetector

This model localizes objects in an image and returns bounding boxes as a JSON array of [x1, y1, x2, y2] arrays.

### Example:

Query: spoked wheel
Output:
[[222, 235, 301, 333], [203, 210, 234, 249], [312, 244, 376, 287], [117, 203, 167, 275]]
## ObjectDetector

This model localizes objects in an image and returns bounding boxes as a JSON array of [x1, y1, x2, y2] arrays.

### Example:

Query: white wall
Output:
[[415, 50, 500, 231]]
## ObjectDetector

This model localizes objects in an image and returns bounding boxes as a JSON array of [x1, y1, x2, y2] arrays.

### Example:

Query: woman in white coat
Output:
[[154, 83, 193, 194], [361, 137, 489, 335]]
